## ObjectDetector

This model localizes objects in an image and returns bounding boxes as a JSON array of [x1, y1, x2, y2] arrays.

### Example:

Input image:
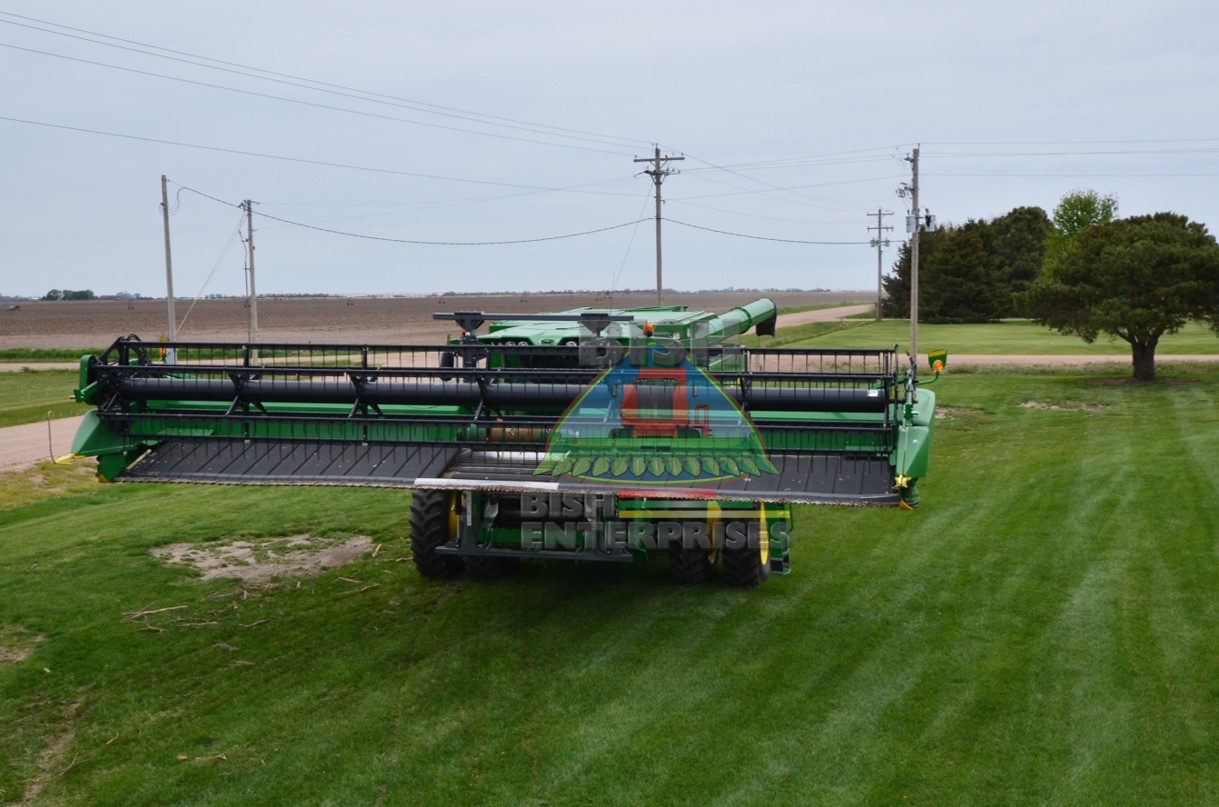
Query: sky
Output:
[[2, 0, 1217, 299]]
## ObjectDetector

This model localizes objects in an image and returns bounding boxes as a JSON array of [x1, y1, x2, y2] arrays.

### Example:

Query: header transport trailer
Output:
[[69, 298, 939, 586]]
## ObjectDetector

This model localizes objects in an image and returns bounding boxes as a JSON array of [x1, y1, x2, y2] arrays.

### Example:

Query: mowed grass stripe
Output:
[[2, 370, 1219, 804]]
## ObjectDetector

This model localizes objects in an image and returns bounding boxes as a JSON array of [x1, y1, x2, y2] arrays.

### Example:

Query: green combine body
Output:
[[70, 297, 937, 586]]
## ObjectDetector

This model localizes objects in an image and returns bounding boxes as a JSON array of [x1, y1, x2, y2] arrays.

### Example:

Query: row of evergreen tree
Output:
[[881, 206, 1053, 321]]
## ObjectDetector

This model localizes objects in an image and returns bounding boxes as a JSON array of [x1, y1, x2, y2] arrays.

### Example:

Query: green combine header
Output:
[[70, 297, 937, 585]]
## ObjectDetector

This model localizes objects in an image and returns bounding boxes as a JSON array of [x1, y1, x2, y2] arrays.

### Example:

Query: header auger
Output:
[[70, 297, 937, 585]]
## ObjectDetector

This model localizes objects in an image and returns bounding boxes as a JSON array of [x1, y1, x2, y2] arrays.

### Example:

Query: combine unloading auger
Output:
[[70, 298, 937, 585]]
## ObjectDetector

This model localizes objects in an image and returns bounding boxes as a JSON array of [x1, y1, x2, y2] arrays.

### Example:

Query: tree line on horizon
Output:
[[882, 190, 1219, 380]]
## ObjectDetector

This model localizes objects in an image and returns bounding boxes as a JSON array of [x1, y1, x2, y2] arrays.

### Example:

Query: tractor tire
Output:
[[668, 543, 715, 585], [722, 544, 770, 587], [409, 489, 464, 579]]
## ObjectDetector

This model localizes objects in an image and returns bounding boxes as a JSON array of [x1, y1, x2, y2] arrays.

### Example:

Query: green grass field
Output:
[[789, 319, 1219, 355], [0, 349, 100, 363], [0, 370, 89, 428], [2, 365, 1218, 805]]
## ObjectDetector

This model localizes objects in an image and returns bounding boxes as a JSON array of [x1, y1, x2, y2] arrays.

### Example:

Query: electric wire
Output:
[[678, 165, 869, 215], [663, 218, 869, 245], [0, 40, 634, 157], [673, 174, 906, 201], [678, 145, 907, 172], [667, 197, 849, 226], [0, 12, 651, 151], [176, 212, 246, 334], [173, 181, 863, 248], [928, 172, 1219, 179], [610, 186, 656, 297], [251, 208, 648, 246], [0, 114, 639, 195], [922, 138, 1219, 147], [924, 147, 1219, 158]]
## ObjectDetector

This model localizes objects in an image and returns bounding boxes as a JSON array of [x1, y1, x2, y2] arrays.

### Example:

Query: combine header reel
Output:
[[70, 298, 937, 585]]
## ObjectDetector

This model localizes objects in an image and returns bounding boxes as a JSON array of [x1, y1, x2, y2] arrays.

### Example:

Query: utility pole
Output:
[[633, 145, 683, 305], [242, 200, 259, 358], [906, 146, 921, 362], [867, 209, 893, 320], [160, 175, 177, 363]]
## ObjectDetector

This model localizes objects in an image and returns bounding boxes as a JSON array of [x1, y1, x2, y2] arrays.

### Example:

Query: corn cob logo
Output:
[[534, 355, 777, 485]]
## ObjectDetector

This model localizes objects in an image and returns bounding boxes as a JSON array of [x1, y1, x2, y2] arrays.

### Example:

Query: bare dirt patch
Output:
[[935, 406, 988, 421], [0, 625, 45, 663], [1019, 400, 1108, 412], [152, 534, 374, 583]]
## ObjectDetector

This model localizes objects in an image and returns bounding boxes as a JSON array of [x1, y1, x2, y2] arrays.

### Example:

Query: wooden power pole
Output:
[[243, 200, 259, 357], [160, 175, 177, 362], [906, 146, 921, 362], [867, 209, 893, 320], [634, 146, 683, 305]]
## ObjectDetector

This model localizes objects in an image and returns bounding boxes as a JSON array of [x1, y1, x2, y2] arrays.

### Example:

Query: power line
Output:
[[922, 138, 1219, 147], [663, 218, 870, 245], [925, 147, 1219, 158], [673, 174, 906, 201], [928, 172, 1219, 179], [176, 182, 650, 245], [0, 114, 639, 195], [611, 186, 657, 297], [254, 209, 651, 246], [677, 144, 906, 170], [678, 162, 871, 214], [0, 12, 652, 152], [667, 198, 850, 226], [175, 182, 865, 247], [0, 40, 634, 157]]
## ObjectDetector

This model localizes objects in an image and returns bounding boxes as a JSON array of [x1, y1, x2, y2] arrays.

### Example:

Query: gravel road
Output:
[[0, 415, 85, 473]]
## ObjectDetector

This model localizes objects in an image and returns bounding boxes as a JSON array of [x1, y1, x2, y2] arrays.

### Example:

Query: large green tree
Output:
[[881, 227, 946, 319], [1023, 213, 1219, 381], [1044, 189, 1118, 269], [991, 206, 1053, 299], [920, 220, 1011, 322]]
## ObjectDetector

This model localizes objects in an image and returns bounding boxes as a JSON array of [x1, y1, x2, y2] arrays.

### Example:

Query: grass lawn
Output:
[[788, 319, 1219, 355], [0, 370, 89, 428], [775, 302, 868, 315], [2, 365, 1218, 805], [0, 349, 101, 363]]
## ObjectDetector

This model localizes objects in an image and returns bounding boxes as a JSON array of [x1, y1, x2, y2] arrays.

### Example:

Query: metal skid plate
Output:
[[118, 437, 897, 504], [119, 438, 459, 487]]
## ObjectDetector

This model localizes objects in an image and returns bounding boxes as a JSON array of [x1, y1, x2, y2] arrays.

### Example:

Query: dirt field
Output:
[[0, 291, 867, 349]]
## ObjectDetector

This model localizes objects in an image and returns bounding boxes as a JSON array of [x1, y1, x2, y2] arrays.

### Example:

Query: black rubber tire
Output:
[[409, 489, 464, 579], [668, 543, 715, 584], [722, 545, 770, 587]]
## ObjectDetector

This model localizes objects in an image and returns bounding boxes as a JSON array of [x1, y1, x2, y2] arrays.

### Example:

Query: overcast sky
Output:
[[2, 1, 1217, 299]]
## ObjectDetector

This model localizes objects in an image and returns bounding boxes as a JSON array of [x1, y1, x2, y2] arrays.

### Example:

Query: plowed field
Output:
[[0, 291, 864, 349]]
